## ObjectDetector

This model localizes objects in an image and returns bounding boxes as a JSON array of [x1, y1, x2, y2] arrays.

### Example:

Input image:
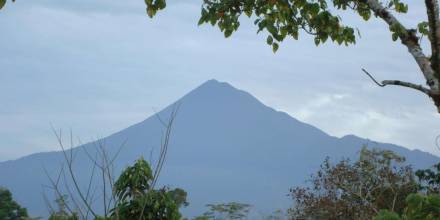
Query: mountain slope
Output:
[[0, 79, 438, 217]]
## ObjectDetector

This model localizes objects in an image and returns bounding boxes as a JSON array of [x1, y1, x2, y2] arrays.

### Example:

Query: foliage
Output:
[[144, 0, 440, 112], [193, 202, 252, 220], [110, 157, 182, 220], [3, 0, 440, 110], [404, 193, 440, 219], [374, 210, 402, 220], [48, 195, 78, 220], [137, 0, 414, 52], [0, 187, 29, 220], [415, 162, 440, 194], [193, 216, 211, 220], [288, 147, 418, 220], [48, 213, 78, 220], [373, 193, 440, 220], [262, 209, 285, 220], [114, 158, 154, 201], [167, 188, 189, 208], [0, 0, 411, 51]]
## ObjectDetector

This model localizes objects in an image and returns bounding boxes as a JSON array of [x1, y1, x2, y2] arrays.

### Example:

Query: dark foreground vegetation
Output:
[[1, 147, 439, 220]]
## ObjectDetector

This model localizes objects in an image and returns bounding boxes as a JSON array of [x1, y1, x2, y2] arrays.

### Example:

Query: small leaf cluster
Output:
[[114, 157, 153, 201], [415, 162, 440, 194], [48, 195, 79, 220], [144, 0, 166, 18], [386, 0, 408, 13], [389, 23, 407, 42], [0, 0, 5, 10], [114, 188, 181, 220], [0, 0, 16, 10], [417, 22, 429, 37], [194, 202, 252, 220]]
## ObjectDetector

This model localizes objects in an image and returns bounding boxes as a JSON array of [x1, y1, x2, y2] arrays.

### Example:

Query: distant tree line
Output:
[[2, 146, 439, 220], [289, 147, 440, 220]]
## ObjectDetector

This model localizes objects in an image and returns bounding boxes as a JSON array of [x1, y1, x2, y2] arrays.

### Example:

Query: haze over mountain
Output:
[[0, 79, 438, 218]]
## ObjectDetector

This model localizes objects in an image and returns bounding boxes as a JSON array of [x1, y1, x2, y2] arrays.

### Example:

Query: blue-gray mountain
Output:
[[0, 80, 438, 218]]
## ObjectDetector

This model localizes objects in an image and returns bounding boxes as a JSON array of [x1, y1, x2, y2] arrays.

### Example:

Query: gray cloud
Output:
[[1, 0, 439, 161]]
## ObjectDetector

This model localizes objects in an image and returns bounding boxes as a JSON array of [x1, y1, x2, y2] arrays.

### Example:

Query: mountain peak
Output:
[[204, 79, 221, 84], [171, 79, 285, 121], [195, 79, 236, 92]]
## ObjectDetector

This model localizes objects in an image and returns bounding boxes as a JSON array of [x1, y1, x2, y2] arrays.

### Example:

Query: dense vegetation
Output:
[[289, 147, 439, 220], [0, 188, 29, 220], [1, 147, 439, 220]]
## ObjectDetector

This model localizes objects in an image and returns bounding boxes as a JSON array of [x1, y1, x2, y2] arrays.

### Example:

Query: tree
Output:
[[261, 209, 286, 220], [373, 193, 440, 220], [48, 195, 79, 220], [371, 162, 440, 219], [111, 157, 182, 220], [288, 147, 418, 220], [43, 106, 182, 220], [415, 162, 440, 194], [0, 187, 29, 220], [167, 188, 189, 209], [193, 202, 252, 220]]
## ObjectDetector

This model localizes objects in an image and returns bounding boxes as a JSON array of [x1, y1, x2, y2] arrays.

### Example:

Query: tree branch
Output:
[[362, 68, 432, 95], [364, 0, 439, 91], [425, 0, 440, 74]]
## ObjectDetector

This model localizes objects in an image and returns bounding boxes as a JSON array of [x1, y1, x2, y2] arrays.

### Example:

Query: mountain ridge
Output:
[[0, 79, 438, 217]]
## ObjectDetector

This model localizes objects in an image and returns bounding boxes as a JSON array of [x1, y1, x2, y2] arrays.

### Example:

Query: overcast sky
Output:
[[1, 0, 439, 161]]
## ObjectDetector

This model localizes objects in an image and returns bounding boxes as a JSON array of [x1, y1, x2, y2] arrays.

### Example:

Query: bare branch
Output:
[[381, 80, 433, 95], [61, 171, 85, 219], [42, 191, 55, 215], [51, 128, 99, 218], [152, 104, 179, 188], [362, 68, 432, 95], [362, 68, 386, 87], [139, 104, 179, 220]]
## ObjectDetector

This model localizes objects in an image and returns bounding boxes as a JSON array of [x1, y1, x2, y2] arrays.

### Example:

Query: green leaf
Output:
[[224, 29, 233, 38], [320, 34, 328, 43], [0, 0, 6, 10], [198, 17, 205, 26], [157, 0, 166, 9], [292, 30, 299, 40], [314, 37, 320, 46], [392, 32, 399, 41], [266, 35, 273, 45], [272, 42, 279, 53], [310, 3, 320, 16], [244, 9, 252, 17], [146, 7, 156, 18], [418, 21, 429, 36]]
